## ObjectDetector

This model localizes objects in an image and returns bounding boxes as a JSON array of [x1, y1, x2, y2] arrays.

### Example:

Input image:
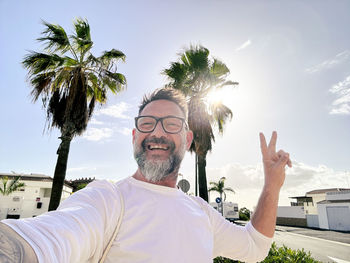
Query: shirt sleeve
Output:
[[195, 197, 272, 263], [1, 180, 122, 263]]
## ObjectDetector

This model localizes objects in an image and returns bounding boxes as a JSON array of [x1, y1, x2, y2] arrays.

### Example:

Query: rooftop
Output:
[[306, 188, 350, 195], [0, 173, 72, 188]]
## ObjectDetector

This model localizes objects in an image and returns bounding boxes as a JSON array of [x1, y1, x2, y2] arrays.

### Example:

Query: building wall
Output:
[[276, 217, 307, 227], [276, 206, 307, 227], [277, 206, 305, 218], [306, 214, 319, 228], [305, 193, 326, 215], [318, 202, 350, 230], [0, 179, 72, 220], [326, 190, 350, 201]]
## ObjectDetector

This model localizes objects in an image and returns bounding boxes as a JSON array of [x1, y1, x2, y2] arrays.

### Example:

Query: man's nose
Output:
[[151, 120, 167, 136]]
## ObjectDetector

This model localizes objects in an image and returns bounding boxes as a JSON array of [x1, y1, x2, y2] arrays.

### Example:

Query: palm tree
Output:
[[163, 45, 238, 201], [22, 18, 127, 211], [0, 176, 26, 196], [208, 177, 235, 215]]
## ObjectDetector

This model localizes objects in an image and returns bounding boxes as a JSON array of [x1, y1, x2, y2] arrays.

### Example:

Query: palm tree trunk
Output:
[[220, 193, 223, 216], [197, 154, 208, 202], [48, 133, 72, 211], [195, 153, 198, 196]]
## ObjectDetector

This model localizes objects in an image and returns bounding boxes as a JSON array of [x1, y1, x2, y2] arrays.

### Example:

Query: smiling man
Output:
[[0, 88, 291, 263]]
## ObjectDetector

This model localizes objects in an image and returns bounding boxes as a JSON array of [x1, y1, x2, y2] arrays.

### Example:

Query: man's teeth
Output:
[[148, 144, 169, 150]]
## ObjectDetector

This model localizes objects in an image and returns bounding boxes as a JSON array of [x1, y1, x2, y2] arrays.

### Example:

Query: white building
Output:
[[277, 188, 350, 230], [0, 173, 73, 220], [317, 190, 350, 231]]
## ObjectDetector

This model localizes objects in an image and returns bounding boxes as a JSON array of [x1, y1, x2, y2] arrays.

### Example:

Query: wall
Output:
[[306, 214, 319, 228], [0, 179, 72, 220], [305, 193, 326, 215], [277, 206, 305, 218], [326, 190, 350, 201], [276, 217, 307, 227], [318, 202, 350, 230]]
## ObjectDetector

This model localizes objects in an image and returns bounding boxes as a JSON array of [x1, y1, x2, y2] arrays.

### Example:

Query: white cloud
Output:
[[81, 125, 131, 142], [82, 127, 114, 141], [305, 50, 350, 73], [236, 40, 251, 51], [206, 161, 349, 210], [96, 102, 132, 119], [329, 75, 350, 115], [116, 127, 132, 136], [89, 118, 104, 125]]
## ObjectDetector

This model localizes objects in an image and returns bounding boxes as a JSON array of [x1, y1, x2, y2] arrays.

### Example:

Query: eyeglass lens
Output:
[[137, 116, 183, 133]]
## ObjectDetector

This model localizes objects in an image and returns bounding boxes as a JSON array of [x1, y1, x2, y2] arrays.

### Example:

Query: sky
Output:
[[1, 0, 350, 210]]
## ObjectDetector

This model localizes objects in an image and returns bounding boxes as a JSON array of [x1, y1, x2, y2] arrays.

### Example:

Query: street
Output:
[[273, 230, 350, 263]]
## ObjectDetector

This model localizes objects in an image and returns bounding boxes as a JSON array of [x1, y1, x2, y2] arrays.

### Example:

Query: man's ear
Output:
[[186, 130, 193, 150], [132, 128, 136, 144]]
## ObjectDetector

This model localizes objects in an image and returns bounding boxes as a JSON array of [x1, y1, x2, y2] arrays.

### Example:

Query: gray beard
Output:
[[133, 136, 186, 182]]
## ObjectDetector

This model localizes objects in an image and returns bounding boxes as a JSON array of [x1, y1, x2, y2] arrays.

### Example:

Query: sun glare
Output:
[[206, 88, 233, 106]]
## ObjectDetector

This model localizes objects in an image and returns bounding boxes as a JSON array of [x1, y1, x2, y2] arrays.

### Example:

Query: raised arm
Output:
[[0, 222, 38, 263], [251, 131, 292, 237]]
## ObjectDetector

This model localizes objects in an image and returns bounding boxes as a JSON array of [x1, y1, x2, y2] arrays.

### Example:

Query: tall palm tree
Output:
[[0, 176, 26, 196], [163, 45, 238, 201], [208, 177, 235, 215], [22, 18, 127, 211]]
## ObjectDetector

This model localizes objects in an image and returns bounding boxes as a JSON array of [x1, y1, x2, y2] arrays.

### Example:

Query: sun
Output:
[[206, 88, 234, 107]]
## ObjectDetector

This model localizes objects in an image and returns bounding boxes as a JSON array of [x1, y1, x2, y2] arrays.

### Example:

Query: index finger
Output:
[[268, 131, 277, 153], [259, 132, 268, 156]]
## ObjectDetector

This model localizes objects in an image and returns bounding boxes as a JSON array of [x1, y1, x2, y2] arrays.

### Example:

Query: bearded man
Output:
[[0, 88, 291, 263]]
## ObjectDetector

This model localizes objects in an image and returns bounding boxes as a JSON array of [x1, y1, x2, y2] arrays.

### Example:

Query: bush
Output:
[[239, 207, 251, 221], [213, 242, 321, 263], [262, 242, 321, 263]]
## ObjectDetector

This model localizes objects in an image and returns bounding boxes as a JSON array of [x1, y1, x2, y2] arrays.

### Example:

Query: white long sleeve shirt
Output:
[[3, 177, 272, 263]]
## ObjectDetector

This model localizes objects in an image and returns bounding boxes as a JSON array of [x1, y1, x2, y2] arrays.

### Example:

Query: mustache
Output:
[[141, 136, 175, 151]]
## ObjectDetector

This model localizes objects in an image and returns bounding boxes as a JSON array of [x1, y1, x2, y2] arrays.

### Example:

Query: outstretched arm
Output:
[[0, 222, 38, 263], [251, 131, 292, 238]]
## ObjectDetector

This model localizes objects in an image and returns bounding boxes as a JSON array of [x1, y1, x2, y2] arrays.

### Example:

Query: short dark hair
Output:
[[138, 88, 188, 119]]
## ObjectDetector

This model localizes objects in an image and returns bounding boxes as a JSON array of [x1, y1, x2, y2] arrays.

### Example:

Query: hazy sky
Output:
[[1, 0, 350, 210]]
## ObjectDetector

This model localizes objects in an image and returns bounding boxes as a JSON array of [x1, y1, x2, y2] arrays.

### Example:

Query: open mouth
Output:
[[147, 144, 170, 151]]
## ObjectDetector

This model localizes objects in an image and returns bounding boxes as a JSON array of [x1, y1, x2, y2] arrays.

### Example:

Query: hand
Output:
[[259, 131, 292, 192]]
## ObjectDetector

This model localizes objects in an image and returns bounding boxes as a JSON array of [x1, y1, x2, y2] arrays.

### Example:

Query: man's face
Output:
[[132, 99, 193, 182]]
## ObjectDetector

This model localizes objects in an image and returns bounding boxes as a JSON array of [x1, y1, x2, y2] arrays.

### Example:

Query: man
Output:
[[0, 88, 291, 263]]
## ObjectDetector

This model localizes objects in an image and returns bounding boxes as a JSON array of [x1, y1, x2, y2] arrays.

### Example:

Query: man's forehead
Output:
[[140, 99, 185, 117]]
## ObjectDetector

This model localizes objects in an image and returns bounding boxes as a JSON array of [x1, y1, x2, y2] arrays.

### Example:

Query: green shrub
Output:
[[213, 242, 321, 263], [239, 207, 251, 221]]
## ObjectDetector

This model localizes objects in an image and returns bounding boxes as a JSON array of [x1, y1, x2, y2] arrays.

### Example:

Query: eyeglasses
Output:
[[135, 115, 188, 134]]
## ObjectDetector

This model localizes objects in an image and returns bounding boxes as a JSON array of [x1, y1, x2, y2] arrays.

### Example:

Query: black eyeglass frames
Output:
[[135, 115, 188, 134]]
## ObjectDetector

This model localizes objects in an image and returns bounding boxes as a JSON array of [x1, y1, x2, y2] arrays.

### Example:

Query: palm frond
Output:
[[211, 58, 230, 77], [23, 52, 65, 75], [99, 49, 126, 63], [71, 18, 93, 55], [181, 45, 209, 72], [224, 187, 235, 193], [210, 102, 233, 133], [208, 186, 219, 192], [52, 68, 73, 92], [8, 177, 25, 193], [63, 56, 79, 67], [105, 71, 127, 86], [0, 177, 8, 195], [29, 71, 56, 101], [37, 20, 70, 53], [86, 54, 100, 66]]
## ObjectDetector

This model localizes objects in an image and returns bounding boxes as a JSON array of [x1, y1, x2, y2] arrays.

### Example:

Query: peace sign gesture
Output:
[[259, 131, 292, 191]]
